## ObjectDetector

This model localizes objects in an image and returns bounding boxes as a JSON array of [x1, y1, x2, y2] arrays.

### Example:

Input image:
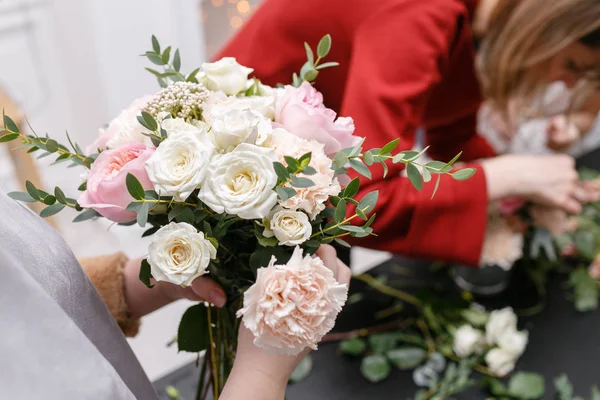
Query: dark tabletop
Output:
[[154, 149, 600, 399]]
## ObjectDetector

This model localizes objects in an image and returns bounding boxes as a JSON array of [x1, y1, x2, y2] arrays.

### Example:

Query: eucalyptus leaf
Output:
[[358, 191, 378, 214], [40, 203, 65, 218], [361, 355, 391, 383], [276, 186, 297, 201], [368, 333, 398, 354], [137, 202, 150, 227], [554, 375, 573, 400], [334, 200, 347, 223], [73, 209, 101, 222], [304, 42, 314, 64], [2, 114, 19, 133], [451, 168, 477, 181], [569, 269, 598, 312], [317, 34, 332, 58], [508, 372, 545, 400], [406, 163, 423, 191], [0, 133, 18, 143], [387, 347, 427, 370], [139, 259, 154, 288], [339, 338, 366, 355], [380, 139, 400, 155], [126, 173, 146, 200], [173, 49, 181, 72], [349, 158, 372, 179], [290, 354, 313, 383], [8, 191, 36, 203]]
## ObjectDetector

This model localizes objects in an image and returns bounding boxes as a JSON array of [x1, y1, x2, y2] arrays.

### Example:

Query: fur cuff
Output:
[[79, 253, 141, 337]]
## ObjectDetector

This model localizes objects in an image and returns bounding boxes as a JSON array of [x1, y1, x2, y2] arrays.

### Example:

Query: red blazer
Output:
[[216, 0, 495, 266]]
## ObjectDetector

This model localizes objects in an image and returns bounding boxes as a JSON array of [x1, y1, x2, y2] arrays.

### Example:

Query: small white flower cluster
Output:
[[144, 81, 210, 120], [453, 306, 528, 377]]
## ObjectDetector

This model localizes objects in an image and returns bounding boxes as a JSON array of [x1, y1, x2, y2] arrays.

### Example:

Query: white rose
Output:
[[147, 222, 217, 286], [202, 57, 253, 95], [453, 324, 485, 358], [209, 108, 272, 152], [198, 143, 278, 219], [485, 307, 518, 346], [264, 207, 312, 246], [145, 131, 214, 201], [497, 328, 529, 357], [485, 348, 517, 377]]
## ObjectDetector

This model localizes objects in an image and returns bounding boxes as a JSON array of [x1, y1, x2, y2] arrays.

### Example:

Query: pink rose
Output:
[[237, 246, 348, 355], [498, 197, 526, 216], [589, 257, 600, 279], [88, 95, 155, 153], [275, 82, 360, 157], [78, 142, 155, 222]]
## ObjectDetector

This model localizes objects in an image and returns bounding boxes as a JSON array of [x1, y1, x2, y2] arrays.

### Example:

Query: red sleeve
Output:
[[343, 2, 488, 265]]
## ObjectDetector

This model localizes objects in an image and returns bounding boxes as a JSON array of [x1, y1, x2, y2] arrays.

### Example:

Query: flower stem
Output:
[[311, 207, 369, 239], [353, 273, 422, 307], [206, 307, 219, 400]]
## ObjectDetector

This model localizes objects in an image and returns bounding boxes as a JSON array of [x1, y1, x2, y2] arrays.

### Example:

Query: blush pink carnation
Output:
[[237, 246, 348, 355], [78, 142, 155, 222], [275, 82, 360, 157], [88, 95, 155, 152]]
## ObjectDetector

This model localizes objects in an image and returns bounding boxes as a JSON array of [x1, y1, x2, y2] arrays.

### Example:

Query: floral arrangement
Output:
[[0, 35, 474, 399], [478, 168, 600, 312]]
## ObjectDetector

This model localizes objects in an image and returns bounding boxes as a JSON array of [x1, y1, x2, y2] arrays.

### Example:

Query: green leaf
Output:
[[302, 166, 317, 175], [368, 333, 398, 355], [484, 377, 510, 397], [335, 237, 351, 247], [508, 372, 545, 400], [574, 230, 596, 260], [332, 151, 348, 170], [304, 42, 314, 64], [298, 152, 312, 167], [380, 139, 400, 155], [139, 259, 154, 288], [591, 386, 600, 400], [387, 347, 428, 370], [174, 207, 195, 224], [8, 191, 36, 202], [43, 195, 56, 205], [339, 225, 365, 233], [334, 200, 347, 223], [3, 113, 19, 133], [0, 132, 18, 143], [452, 168, 477, 181], [40, 203, 65, 218], [73, 209, 100, 222], [290, 175, 315, 188], [349, 158, 372, 179], [422, 168, 432, 183], [461, 308, 489, 327], [284, 156, 299, 172], [431, 175, 441, 199], [339, 338, 366, 355], [137, 202, 150, 227], [358, 191, 378, 214], [381, 160, 389, 178], [315, 61, 340, 70], [343, 178, 360, 198], [187, 67, 201, 82], [317, 34, 332, 58], [162, 46, 171, 64], [25, 181, 40, 200], [151, 35, 161, 54], [445, 151, 463, 167], [363, 151, 374, 166], [45, 139, 59, 153], [361, 355, 391, 383], [569, 269, 598, 312], [554, 375, 573, 400], [406, 163, 423, 191], [126, 173, 146, 200], [177, 304, 210, 352], [54, 187, 67, 204], [425, 161, 452, 174], [140, 111, 158, 132], [290, 354, 312, 383], [173, 49, 181, 72], [274, 161, 290, 182]]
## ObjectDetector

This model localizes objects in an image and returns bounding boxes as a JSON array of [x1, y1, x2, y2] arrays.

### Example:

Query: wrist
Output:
[[482, 155, 522, 200], [221, 361, 288, 400]]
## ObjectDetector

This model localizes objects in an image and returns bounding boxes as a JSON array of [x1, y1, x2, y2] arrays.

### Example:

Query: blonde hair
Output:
[[478, 0, 600, 117]]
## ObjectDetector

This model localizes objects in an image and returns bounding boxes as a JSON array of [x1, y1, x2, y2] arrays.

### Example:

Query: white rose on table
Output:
[[147, 222, 217, 286], [496, 328, 529, 357], [209, 108, 272, 152], [485, 307, 518, 345], [237, 246, 348, 355], [198, 143, 278, 220], [453, 324, 485, 358], [202, 57, 253, 95], [145, 131, 214, 201], [263, 207, 312, 246], [485, 348, 517, 377]]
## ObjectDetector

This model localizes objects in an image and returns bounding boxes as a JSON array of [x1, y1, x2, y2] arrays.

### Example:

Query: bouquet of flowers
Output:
[[479, 168, 600, 312], [1, 34, 474, 398]]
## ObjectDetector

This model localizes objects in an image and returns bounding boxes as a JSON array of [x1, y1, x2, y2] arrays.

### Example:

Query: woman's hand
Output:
[[482, 154, 586, 214], [221, 245, 351, 400]]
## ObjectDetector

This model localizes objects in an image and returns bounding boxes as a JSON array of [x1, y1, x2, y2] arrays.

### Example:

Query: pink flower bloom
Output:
[[237, 246, 348, 355], [498, 197, 525, 216], [589, 259, 600, 279], [275, 82, 360, 157], [78, 143, 155, 222]]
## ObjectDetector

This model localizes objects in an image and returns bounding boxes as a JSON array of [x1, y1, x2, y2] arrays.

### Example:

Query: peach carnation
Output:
[[480, 207, 524, 271], [237, 246, 348, 355]]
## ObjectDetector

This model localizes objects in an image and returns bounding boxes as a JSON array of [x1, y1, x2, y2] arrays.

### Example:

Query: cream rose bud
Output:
[[264, 207, 312, 246], [485, 348, 517, 377], [160, 117, 204, 136], [209, 108, 272, 152], [202, 57, 253, 95], [147, 222, 217, 286], [198, 143, 278, 220], [496, 328, 529, 357], [145, 131, 214, 201], [453, 325, 485, 358], [485, 307, 518, 345], [237, 246, 348, 355]]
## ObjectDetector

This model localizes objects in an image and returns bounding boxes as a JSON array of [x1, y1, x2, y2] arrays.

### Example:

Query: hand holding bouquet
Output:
[[1, 34, 474, 398]]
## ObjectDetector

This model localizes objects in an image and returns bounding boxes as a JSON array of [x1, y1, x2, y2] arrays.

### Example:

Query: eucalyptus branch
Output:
[[312, 207, 370, 238], [354, 273, 422, 307]]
